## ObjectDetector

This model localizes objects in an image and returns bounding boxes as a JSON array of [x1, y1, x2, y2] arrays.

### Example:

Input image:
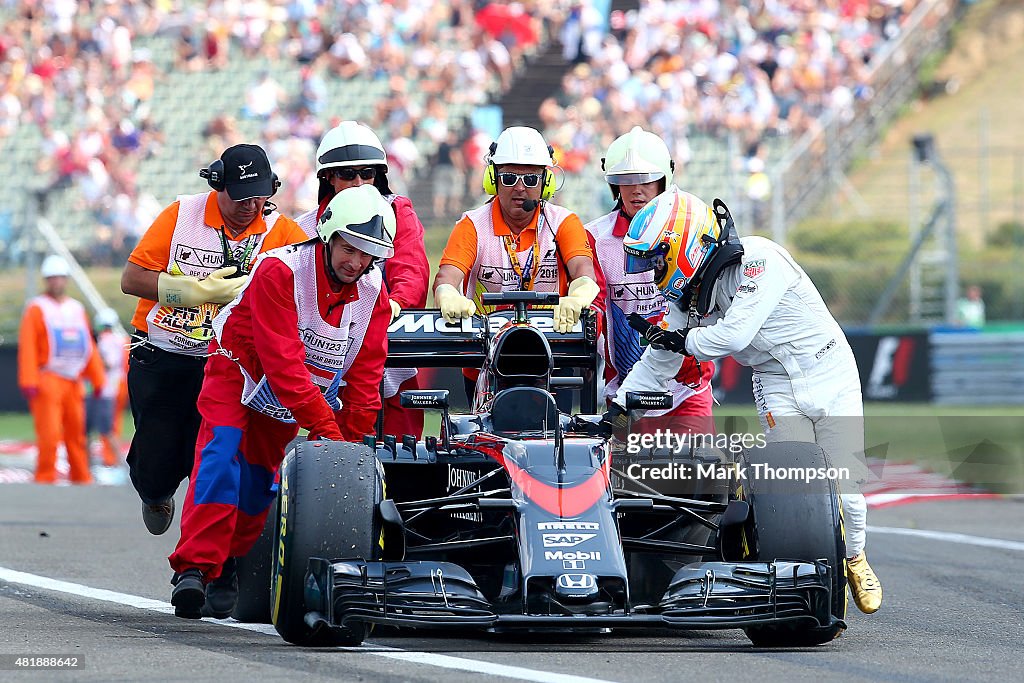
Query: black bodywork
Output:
[[295, 293, 845, 644]]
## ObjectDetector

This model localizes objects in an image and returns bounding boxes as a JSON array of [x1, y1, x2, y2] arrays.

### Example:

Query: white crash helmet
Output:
[[40, 254, 70, 278], [95, 308, 119, 328], [602, 126, 674, 199], [316, 121, 388, 173], [317, 184, 396, 260], [316, 121, 391, 200], [488, 126, 553, 167]]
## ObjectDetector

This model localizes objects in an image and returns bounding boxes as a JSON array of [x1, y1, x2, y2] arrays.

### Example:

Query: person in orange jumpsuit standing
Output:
[[18, 255, 106, 484], [89, 308, 129, 467]]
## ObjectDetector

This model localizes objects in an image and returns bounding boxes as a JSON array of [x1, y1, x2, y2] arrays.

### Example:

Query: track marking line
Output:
[[0, 566, 617, 683], [868, 526, 1024, 552]]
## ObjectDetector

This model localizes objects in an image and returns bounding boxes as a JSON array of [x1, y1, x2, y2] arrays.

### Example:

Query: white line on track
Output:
[[868, 526, 1024, 552], [0, 566, 616, 683]]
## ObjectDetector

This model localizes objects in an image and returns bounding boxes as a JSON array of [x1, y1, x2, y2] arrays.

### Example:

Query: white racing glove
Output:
[[157, 266, 247, 308], [553, 276, 600, 334], [434, 283, 476, 324]]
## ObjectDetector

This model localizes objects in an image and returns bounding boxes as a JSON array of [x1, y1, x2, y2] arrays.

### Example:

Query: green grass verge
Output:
[[418, 402, 1023, 493], [4, 403, 1018, 492], [0, 411, 135, 442]]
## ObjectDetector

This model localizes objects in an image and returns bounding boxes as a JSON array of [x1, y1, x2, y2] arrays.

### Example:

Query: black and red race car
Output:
[[236, 292, 848, 647]]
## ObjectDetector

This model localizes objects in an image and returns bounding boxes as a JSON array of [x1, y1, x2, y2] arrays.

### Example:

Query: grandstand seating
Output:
[[0, 1, 513, 257]]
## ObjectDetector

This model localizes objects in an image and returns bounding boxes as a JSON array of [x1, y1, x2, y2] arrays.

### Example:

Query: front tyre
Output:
[[271, 441, 382, 646], [234, 437, 305, 623], [739, 441, 847, 647]]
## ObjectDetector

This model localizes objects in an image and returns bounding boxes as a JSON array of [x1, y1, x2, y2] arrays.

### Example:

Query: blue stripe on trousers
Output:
[[194, 425, 277, 516]]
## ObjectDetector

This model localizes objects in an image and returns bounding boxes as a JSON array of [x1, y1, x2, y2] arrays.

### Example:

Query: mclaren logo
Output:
[[388, 312, 582, 334]]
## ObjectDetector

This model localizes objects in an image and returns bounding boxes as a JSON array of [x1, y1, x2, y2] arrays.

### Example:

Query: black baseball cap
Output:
[[221, 144, 275, 200]]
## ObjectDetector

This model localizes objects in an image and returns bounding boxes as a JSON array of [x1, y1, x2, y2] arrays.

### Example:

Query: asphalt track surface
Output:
[[1, 483, 1021, 683]]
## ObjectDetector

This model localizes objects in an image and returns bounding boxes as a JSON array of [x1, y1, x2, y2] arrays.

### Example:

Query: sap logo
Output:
[[545, 550, 601, 561], [542, 533, 596, 547], [537, 521, 599, 531]]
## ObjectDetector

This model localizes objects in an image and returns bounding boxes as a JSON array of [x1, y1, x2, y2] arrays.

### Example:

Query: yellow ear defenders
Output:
[[481, 143, 557, 201]]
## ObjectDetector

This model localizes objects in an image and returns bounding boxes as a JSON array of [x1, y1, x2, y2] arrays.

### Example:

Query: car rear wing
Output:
[[385, 309, 598, 370]]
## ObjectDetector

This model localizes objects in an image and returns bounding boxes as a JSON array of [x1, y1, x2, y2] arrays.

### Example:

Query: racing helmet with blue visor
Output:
[[623, 186, 720, 303]]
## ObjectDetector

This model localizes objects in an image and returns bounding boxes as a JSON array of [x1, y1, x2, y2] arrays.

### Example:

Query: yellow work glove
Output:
[[554, 276, 600, 334], [389, 298, 402, 322], [157, 266, 247, 308], [434, 283, 476, 324]]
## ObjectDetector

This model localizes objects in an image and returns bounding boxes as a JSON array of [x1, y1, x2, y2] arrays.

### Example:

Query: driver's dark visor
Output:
[[624, 242, 668, 274]]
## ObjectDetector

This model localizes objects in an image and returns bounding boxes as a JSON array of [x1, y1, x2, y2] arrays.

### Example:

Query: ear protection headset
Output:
[[200, 159, 281, 197], [481, 142, 557, 201]]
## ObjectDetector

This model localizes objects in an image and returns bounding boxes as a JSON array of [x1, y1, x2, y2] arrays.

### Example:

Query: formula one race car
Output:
[[238, 292, 847, 648]]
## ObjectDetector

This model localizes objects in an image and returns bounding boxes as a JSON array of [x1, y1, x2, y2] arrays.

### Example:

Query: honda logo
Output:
[[556, 573, 597, 590]]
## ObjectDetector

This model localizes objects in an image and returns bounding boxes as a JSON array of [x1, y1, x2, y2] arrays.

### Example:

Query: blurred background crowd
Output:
[[1, 0, 919, 269]]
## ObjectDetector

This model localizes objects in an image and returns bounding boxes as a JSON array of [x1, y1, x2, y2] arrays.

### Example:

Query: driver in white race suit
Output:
[[602, 186, 882, 615], [585, 127, 713, 434]]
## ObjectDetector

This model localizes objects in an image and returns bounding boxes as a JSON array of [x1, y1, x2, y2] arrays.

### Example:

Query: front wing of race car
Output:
[[301, 556, 841, 633]]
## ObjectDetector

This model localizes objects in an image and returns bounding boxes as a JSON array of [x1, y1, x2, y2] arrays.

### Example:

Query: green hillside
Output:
[[789, 0, 1024, 322]]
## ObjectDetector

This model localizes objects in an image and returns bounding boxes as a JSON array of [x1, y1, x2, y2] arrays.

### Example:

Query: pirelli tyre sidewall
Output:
[[272, 440, 383, 646], [738, 441, 847, 647], [233, 437, 305, 623]]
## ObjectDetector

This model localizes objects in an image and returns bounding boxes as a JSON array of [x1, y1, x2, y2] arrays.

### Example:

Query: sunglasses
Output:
[[498, 172, 542, 188], [329, 167, 377, 181]]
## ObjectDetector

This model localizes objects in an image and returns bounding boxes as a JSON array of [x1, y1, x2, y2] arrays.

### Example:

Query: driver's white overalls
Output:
[[615, 236, 870, 558]]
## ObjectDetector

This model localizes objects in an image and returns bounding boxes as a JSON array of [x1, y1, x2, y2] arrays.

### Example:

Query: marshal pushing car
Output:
[[236, 292, 848, 648]]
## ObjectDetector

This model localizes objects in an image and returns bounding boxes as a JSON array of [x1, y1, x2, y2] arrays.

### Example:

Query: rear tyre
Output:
[[272, 440, 382, 646], [739, 441, 847, 647], [233, 438, 304, 623]]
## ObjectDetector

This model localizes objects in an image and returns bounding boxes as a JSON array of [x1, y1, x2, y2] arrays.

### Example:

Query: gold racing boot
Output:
[[847, 553, 882, 614]]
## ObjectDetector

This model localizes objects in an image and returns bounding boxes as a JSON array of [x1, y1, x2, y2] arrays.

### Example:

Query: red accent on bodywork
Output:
[[467, 434, 610, 517]]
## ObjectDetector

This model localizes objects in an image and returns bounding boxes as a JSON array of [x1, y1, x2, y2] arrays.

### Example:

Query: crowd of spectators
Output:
[[2, 0, 168, 265], [541, 0, 922, 182], [1, 0, 926, 257], [1, 0, 584, 264]]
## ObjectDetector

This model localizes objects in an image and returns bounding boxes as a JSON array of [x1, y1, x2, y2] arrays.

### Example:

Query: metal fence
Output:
[[931, 331, 1024, 404]]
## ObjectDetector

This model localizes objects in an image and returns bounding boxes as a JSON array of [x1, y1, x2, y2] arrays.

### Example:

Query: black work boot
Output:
[[143, 497, 175, 535], [171, 568, 205, 619], [201, 557, 239, 619]]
